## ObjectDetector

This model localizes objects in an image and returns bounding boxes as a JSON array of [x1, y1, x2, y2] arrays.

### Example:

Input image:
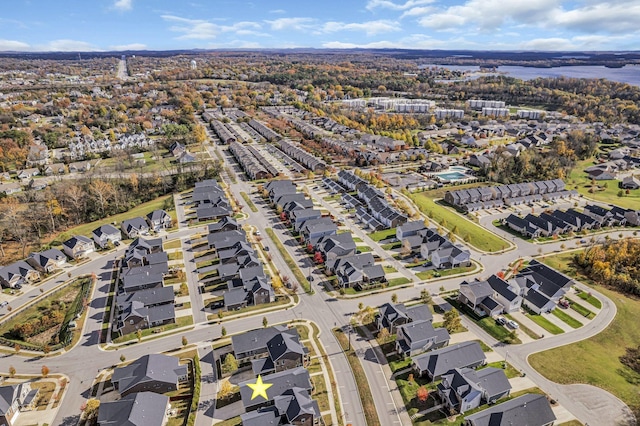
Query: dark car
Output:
[[264, 246, 270, 251]]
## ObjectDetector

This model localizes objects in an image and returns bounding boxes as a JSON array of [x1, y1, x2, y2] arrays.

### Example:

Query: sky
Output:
[[0, 0, 639, 52]]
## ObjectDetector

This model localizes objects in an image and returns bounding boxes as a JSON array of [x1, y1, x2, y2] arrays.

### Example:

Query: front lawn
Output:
[[569, 300, 595, 319], [525, 313, 564, 335], [576, 289, 602, 309], [369, 228, 397, 242], [447, 298, 521, 344], [552, 309, 583, 329], [416, 264, 476, 280]]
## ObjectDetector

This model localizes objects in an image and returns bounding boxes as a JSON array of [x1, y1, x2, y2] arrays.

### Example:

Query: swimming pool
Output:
[[436, 171, 468, 181]]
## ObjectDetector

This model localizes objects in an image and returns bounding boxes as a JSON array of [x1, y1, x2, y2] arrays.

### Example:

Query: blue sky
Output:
[[1, 0, 639, 51]]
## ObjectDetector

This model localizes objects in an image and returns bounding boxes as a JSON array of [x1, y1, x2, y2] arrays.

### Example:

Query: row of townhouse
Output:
[[459, 260, 573, 316], [209, 119, 238, 144], [444, 179, 571, 211], [247, 118, 281, 141], [505, 204, 638, 238], [114, 236, 176, 336], [396, 220, 471, 269], [337, 170, 408, 230], [229, 141, 272, 180], [229, 326, 321, 425], [277, 139, 327, 173]]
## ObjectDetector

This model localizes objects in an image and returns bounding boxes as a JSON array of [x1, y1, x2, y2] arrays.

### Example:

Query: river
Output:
[[426, 64, 640, 86]]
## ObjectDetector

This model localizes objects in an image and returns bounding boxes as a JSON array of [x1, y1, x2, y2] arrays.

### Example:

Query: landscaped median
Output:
[[265, 228, 312, 294], [240, 191, 258, 212], [333, 327, 381, 426]]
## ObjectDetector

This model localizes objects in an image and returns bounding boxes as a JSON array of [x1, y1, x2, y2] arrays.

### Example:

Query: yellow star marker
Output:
[[247, 375, 273, 400]]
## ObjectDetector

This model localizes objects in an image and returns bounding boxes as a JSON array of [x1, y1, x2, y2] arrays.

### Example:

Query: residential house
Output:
[[437, 367, 511, 414], [458, 279, 503, 317], [396, 220, 427, 241], [0, 383, 39, 426], [207, 230, 247, 251], [622, 176, 640, 190], [240, 387, 321, 426], [503, 214, 542, 238], [62, 235, 95, 259], [0, 182, 21, 195], [512, 260, 573, 314], [290, 209, 322, 233], [68, 161, 91, 173], [92, 224, 122, 249], [300, 218, 337, 245], [315, 233, 357, 262], [16, 168, 39, 180], [26, 144, 49, 167], [251, 330, 309, 376], [232, 325, 300, 362], [239, 367, 313, 411], [97, 392, 170, 426], [208, 216, 240, 233], [378, 303, 433, 333], [26, 249, 67, 273], [146, 210, 172, 231], [487, 275, 522, 313], [43, 163, 66, 176], [396, 321, 450, 358], [464, 394, 556, 426], [196, 205, 232, 222], [121, 217, 150, 239], [0, 261, 40, 289], [112, 354, 187, 396], [412, 341, 486, 381], [431, 244, 471, 269], [120, 267, 165, 294]]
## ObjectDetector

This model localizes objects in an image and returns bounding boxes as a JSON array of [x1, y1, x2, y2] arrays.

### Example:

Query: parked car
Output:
[[14, 284, 22, 289], [496, 316, 507, 326], [264, 246, 270, 251], [0, 301, 8, 308], [254, 230, 261, 236], [558, 299, 570, 309], [507, 319, 519, 329]]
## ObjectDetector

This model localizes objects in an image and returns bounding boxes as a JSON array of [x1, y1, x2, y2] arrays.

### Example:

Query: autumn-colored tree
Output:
[[221, 326, 227, 337], [262, 316, 268, 328], [83, 398, 100, 418], [218, 379, 234, 400], [14, 344, 20, 354], [120, 354, 126, 363], [443, 308, 462, 333], [222, 354, 238, 374], [89, 180, 115, 215], [8, 366, 15, 377], [391, 293, 398, 303], [417, 386, 429, 404], [306, 243, 314, 253], [182, 336, 188, 347], [400, 239, 412, 257], [314, 251, 324, 264], [377, 327, 391, 343], [136, 329, 142, 343], [496, 271, 505, 279]]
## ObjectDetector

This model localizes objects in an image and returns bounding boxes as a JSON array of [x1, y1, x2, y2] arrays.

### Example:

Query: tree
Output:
[[443, 308, 462, 333], [89, 180, 115, 215], [41, 365, 50, 378], [120, 354, 126, 363], [136, 329, 142, 343], [218, 379, 234, 400], [43, 345, 51, 356], [221, 326, 227, 337], [400, 239, 412, 257], [222, 354, 238, 374], [8, 366, 15, 377], [182, 336, 188, 347], [417, 386, 429, 404], [377, 327, 391, 343], [14, 344, 20, 354], [83, 398, 100, 418], [263, 316, 268, 328], [391, 293, 398, 303], [420, 289, 432, 305], [314, 251, 324, 264]]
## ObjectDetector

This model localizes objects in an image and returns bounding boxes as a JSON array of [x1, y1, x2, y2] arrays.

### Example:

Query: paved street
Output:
[[0, 136, 636, 426]]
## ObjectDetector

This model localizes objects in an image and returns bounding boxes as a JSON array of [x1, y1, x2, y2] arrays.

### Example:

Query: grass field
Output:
[[531, 253, 640, 416], [568, 157, 640, 209], [95, 149, 174, 174], [416, 264, 476, 281], [164, 239, 182, 250], [576, 289, 602, 309], [408, 192, 509, 252], [52, 195, 175, 244], [369, 228, 397, 242], [552, 308, 583, 329], [569, 300, 596, 319], [240, 192, 258, 213]]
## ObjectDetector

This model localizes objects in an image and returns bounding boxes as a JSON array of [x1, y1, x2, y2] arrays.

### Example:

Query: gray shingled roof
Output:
[[413, 341, 486, 379], [464, 393, 555, 426], [97, 392, 169, 426], [112, 354, 186, 396], [239, 367, 312, 409]]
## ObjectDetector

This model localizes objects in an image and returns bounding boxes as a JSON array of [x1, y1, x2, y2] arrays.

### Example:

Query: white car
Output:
[[507, 320, 519, 329], [496, 316, 507, 326]]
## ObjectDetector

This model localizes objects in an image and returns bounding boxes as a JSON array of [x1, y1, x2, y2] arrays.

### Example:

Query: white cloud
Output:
[[0, 39, 30, 51], [552, 2, 640, 33], [322, 20, 400, 36], [366, 0, 434, 11], [38, 39, 99, 51], [400, 7, 433, 18], [269, 9, 286, 14], [109, 43, 147, 50], [113, 0, 133, 11], [419, 0, 558, 31], [265, 17, 314, 31], [162, 15, 217, 39], [519, 37, 576, 50]]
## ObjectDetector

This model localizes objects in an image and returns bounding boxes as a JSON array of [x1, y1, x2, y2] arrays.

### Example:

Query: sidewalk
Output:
[[195, 347, 217, 426]]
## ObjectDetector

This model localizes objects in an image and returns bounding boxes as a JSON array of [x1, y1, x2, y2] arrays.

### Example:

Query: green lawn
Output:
[[568, 157, 640, 209], [416, 264, 476, 280], [569, 300, 596, 319], [112, 316, 193, 344], [369, 228, 397, 242], [576, 289, 602, 309], [95, 149, 174, 174], [240, 192, 258, 213], [164, 239, 182, 250], [447, 298, 522, 344], [52, 195, 176, 244], [552, 309, 583, 329], [383, 265, 398, 273], [265, 228, 312, 294], [525, 313, 564, 335], [483, 361, 521, 379], [408, 192, 509, 253], [532, 254, 640, 417]]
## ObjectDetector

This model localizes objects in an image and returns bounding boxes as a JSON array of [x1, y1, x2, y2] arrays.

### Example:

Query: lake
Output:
[[427, 64, 640, 86]]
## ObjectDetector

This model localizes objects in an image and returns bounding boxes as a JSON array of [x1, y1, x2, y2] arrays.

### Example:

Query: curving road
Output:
[[1, 139, 637, 426]]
